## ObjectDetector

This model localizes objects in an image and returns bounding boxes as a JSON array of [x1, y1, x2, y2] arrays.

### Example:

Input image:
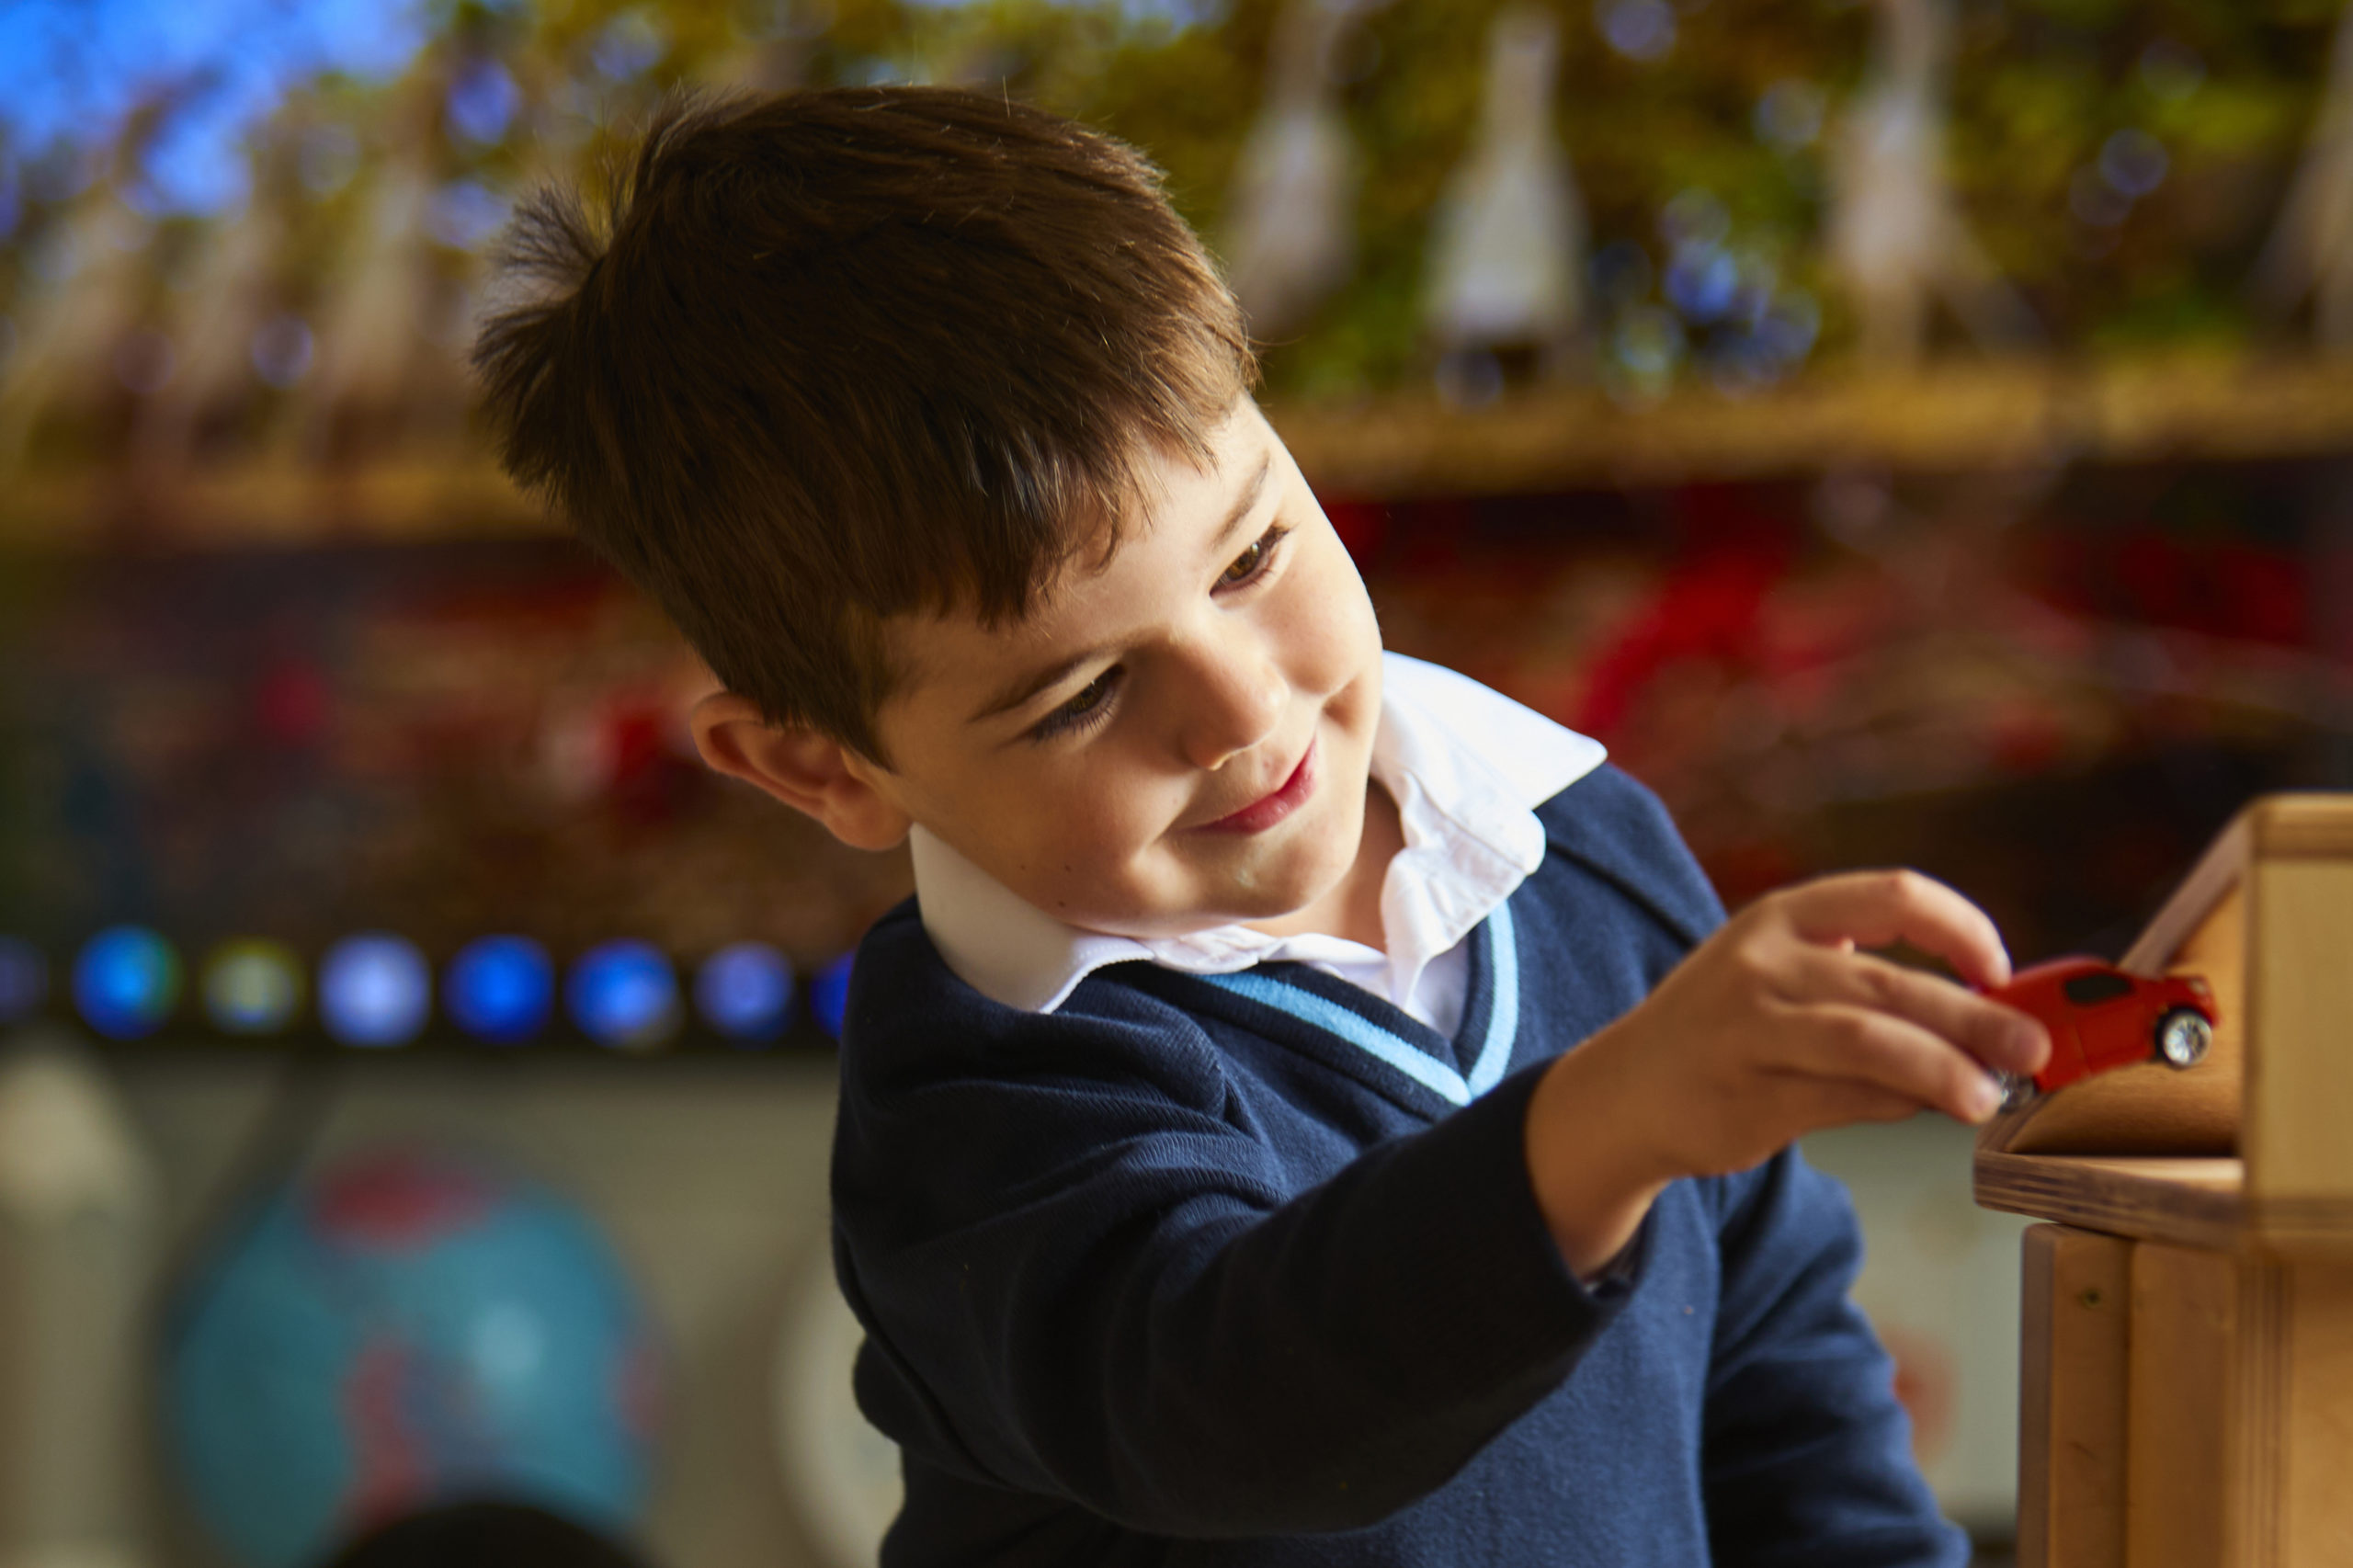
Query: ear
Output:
[[688, 691, 913, 851]]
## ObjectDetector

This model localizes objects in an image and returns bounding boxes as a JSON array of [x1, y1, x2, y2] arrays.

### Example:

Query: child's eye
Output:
[[1219, 524, 1291, 589], [1029, 666, 1122, 744]]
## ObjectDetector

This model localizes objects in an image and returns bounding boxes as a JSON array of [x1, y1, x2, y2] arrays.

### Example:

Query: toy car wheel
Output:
[[2156, 1007, 2211, 1070], [1994, 1071, 2033, 1112]]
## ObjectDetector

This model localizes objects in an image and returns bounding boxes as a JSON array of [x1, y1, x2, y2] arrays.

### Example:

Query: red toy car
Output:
[[1983, 957, 2217, 1110]]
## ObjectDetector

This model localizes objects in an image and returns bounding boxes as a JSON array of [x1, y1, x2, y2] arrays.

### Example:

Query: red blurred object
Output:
[[1320, 496, 1388, 563], [255, 659, 332, 745], [308, 1152, 497, 1254], [1573, 545, 1789, 739], [1984, 957, 2217, 1105], [2035, 531, 2306, 645]]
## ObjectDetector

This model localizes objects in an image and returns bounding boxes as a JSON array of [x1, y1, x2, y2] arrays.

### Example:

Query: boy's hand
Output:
[[1524, 869, 2051, 1277]]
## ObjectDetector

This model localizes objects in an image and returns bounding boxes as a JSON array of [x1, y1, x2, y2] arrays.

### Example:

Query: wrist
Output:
[[1523, 1034, 1672, 1278]]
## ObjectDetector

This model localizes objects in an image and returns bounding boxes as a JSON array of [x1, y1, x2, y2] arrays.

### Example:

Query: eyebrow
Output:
[[970, 650, 1096, 726], [1207, 451, 1275, 561], [966, 449, 1277, 727]]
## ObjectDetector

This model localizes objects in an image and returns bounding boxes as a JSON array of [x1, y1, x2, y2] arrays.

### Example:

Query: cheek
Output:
[[1035, 765, 1169, 867], [1023, 798, 1174, 916], [1295, 555, 1381, 692]]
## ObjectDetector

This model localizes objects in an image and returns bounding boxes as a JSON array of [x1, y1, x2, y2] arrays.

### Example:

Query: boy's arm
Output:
[[1524, 869, 2046, 1274], [1517, 868, 2037, 1565], [835, 963, 1630, 1540], [1695, 1146, 1971, 1567]]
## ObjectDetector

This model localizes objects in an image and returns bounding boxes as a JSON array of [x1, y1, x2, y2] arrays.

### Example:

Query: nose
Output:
[[1174, 625, 1285, 772]]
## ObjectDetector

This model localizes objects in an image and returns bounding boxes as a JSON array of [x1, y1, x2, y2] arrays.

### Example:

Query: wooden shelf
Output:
[[8, 352, 2353, 547], [0, 459, 551, 551], [1978, 1152, 2242, 1253], [1979, 1151, 2353, 1256], [1277, 351, 2353, 498]]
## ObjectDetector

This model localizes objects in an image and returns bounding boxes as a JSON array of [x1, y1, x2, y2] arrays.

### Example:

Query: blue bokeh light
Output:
[[2098, 129, 2169, 199], [1664, 244, 1739, 324], [590, 8, 669, 82], [445, 936, 555, 1045], [318, 933, 431, 1048], [694, 942, 794, 1044], [74, 925, 182, 1040], [567, 940, 680, 1051], [426, 178, 510, 250], [1597, 0, 1675, 62], [445, 57, 519, 145]]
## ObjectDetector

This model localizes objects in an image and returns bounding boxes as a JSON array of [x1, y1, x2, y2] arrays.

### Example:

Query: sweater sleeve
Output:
[[1699, 1149, 1971, 1568], [834, 943, 1636, 1539]]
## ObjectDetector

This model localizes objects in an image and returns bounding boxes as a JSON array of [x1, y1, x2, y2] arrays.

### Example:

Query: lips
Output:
[[1199, 739, 1317, 835]]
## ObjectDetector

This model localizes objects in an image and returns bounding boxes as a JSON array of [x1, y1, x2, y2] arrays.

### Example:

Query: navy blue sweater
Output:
[[831, 764, 1967, 1566]]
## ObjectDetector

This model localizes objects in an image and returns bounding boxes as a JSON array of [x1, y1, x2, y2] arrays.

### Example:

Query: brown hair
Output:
[[472, 87, 1255, 762]]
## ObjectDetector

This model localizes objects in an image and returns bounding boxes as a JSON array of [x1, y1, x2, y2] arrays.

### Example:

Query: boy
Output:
[[474, 88, 2048, 1565]]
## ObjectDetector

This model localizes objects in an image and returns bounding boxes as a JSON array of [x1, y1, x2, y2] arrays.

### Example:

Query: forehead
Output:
[[883, 403, 1273, 695]]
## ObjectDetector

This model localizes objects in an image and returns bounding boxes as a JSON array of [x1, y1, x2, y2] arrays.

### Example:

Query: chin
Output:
[[1218, 878, 1326, 925], [1226, 827, 1361, 923]]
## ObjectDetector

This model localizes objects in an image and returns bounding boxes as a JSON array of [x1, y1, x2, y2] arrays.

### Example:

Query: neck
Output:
[[1245, 780, 1404, 951]]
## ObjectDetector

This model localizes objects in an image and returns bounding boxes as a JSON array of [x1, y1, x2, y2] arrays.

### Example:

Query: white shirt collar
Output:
[[908, 652, 1606, 1015]]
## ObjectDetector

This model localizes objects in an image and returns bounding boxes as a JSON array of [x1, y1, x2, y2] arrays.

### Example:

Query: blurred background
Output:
[[6, 0, 2353, 1562]]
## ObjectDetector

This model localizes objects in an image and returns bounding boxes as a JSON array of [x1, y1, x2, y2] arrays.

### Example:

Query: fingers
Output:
[[1779, 1075, 1927, 1129], [1779, 1004, 2007, 1124], [1778, 943, 2050, 1077], [1773, 869, 2014, 990]]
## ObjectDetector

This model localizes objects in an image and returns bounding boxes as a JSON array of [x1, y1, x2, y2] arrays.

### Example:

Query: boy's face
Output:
[[852, 399, 1385, 938]]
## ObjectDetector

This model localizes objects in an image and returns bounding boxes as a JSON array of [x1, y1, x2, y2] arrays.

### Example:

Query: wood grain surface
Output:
[[2017, 1224, 2131, 1568], [1976, 1153, 2245, 1251], [2125, 1243, 2238, 1568], [2244, 858, 2353, 1207]]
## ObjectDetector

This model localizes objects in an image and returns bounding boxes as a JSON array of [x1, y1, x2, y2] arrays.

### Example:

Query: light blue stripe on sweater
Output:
[[1202, 904, 1519, 1108], [1465, 899, 1518, 1098], [1203, 971, 1473, 1106]]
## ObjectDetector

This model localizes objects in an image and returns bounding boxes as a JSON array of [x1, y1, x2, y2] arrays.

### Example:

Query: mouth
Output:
[[1198, 738, 1318, 835]]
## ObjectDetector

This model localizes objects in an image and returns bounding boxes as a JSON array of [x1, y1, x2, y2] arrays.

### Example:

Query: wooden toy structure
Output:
[[1975, 794, 2353, 1567]]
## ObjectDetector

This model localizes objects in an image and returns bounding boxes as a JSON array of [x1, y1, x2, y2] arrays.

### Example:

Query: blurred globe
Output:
[[164, 1148, 663, 1568], [566, 942, 678, 1052], [203, 939, 305, 1035], [693, 942, 792, 1044], [445, 937, 555, 1046], [319, 935, 432, 1048], [73, 926, 182, 1040]]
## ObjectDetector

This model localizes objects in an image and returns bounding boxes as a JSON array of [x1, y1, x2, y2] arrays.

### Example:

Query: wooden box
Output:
[[1974, 795, 2353, 1567]]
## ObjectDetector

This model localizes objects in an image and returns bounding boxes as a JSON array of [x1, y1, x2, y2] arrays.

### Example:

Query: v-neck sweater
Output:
[[831, 763, 1968, 1567]]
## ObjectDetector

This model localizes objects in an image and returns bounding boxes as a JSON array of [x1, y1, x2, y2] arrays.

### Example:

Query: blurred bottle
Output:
[[1424, 6, 1586, 393], [1222, 0, 1366, 340], [1826, 0, 2033, 367], [2253, 3, 2353, 346], [0, 1028, 157, 1568], [0, 178, 153, 479]]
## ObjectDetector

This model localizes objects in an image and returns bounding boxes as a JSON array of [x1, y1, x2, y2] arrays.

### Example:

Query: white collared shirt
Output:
[[909, 652, 1606, 1036]]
